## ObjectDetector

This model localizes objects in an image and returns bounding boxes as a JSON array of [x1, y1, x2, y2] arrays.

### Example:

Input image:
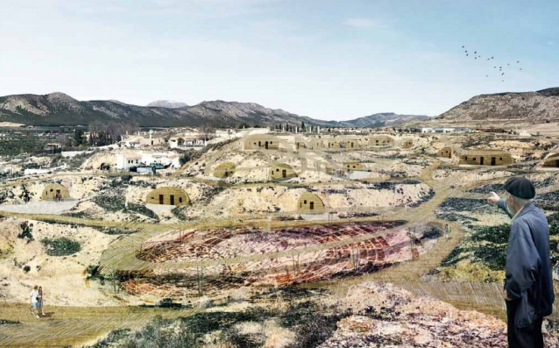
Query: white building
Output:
[[169, 133, 206, 149], [435, 128, 455, 134], [116, 153, 142, 170], [122, 130, 166, 148], [421, 128, 435, 133], [116, 151, 181, 170]]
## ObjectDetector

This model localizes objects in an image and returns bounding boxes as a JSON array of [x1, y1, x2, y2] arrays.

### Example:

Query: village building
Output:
[[343, 136, 367, 149], [146, 187, 189, 206], [297, 192, 326, 214], [343, 161, 366, 172], [308, 138, 326, 149], [437, 147, 454, 159], [270, 163, 297, 180], [434, 128, 455, 134], [242, 135, 280, 150], [116, 153, 142, 170], [401, 139, 414, 149], [213, 162, 236, 178], [122, 131, 166, 148], [542, 153, 559, 168], [458, 150, 513, 166], [41, 183, 70, 200], [116, 152, 181, 170], [44, 143, 62, 153], [369, 135, 394, 148], [169, 130, 207, 148]]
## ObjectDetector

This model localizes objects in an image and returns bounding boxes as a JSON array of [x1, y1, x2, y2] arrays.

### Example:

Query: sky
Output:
[[0, 0, 558, 121]]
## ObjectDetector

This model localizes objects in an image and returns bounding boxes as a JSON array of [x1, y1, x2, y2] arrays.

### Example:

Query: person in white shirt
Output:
[[30, 285, 40, 318]]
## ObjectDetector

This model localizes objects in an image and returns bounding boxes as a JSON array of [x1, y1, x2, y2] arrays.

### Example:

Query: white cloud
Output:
[[344, 18, 378, 28], [547, 40, 555, 46]]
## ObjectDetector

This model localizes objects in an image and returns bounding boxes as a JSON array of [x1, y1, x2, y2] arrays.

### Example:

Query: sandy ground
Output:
[[0, 217, 139, 306], [0, 200, 78, 214]]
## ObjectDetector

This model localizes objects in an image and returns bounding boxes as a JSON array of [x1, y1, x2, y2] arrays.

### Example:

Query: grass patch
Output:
[[41, 237, 81, 256]]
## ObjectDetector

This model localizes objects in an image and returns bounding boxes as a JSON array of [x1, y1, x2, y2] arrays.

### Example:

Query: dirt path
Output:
[[0, 303, 200, 348]]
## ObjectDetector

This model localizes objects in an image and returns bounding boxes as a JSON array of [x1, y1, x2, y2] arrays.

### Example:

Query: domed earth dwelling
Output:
[[41, 183, 70, 200], [437, 147, 453, 159], [401, 139, 413, 149], [369, 135, 394, 148], [543, 153, 559, 168], [459, 149, 513, 166], [270, 163, 297, 180], [146, 187, 189, 206], [213, 162, 236, 178], [297, 192, 326, 214]]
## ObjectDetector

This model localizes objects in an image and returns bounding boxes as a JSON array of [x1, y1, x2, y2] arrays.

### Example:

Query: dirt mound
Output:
[[319, 282, 559, 347]]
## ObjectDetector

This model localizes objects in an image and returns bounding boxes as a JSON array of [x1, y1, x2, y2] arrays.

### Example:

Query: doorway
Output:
[[265, 141, 269, 149], [282, 169, 287, 178], [480, 157, 485, 165], [310, 202, 314, 210], [159, 194, 164, 204], [491, 157, 496, 166], [170, 195, 175, 206]]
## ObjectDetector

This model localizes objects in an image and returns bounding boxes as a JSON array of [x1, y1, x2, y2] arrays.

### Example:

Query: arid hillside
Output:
[[437, 87, 559, 123]]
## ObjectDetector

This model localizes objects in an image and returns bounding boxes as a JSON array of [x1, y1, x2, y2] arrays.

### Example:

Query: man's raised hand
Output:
[[488, 192, 500, 205]]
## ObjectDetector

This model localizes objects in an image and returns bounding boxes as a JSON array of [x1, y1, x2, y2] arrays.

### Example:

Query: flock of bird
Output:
[[462, 45, 523, 82]]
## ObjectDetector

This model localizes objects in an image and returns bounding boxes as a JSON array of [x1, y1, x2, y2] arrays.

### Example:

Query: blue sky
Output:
[[0, 0, 557, 120]]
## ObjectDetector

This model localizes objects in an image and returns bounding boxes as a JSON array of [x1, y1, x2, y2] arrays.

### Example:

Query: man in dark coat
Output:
[[488, 177, 554, 348]]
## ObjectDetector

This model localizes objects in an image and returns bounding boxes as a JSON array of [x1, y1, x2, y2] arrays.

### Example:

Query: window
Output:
[[304, 200, 307, 204], [500, 157, 503, 160], [276, 169, 279, 172], [50, 189, 53, 192]]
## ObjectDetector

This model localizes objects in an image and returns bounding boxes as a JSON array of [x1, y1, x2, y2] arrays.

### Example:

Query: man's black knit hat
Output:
[[504, 177, 536, 199]]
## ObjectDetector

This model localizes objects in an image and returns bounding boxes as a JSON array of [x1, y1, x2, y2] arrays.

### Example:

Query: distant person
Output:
[[488, 177, 554, 348], [444, 224, 451, 240], [38, 286, 45, 316], [30, 285, 40, 318]]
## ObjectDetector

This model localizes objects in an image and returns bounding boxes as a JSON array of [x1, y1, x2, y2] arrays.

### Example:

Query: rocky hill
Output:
[[329, 112, 429, 127], [146, 100, 188, 108], [0, 92, 429, 128], [437, 87, 559, 123]]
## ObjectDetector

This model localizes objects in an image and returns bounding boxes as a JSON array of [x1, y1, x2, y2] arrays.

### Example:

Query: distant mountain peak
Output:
[[147, 100, 188, 108], [46, 92, 78, 102]]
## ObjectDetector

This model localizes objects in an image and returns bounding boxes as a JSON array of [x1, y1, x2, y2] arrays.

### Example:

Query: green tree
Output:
[[74, 129, 84, 146]]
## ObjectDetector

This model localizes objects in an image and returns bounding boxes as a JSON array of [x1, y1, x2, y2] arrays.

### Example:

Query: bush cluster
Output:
[[41, 237, 81, 256]]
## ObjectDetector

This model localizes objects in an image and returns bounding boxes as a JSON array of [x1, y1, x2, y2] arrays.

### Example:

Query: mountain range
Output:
[[437, 87, 559, 123], [0, 92, 429, 128]]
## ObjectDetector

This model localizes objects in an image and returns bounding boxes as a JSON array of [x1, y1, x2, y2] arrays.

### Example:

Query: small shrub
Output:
[[41, 237, 81, 256], [126, 203, 159, 221]]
